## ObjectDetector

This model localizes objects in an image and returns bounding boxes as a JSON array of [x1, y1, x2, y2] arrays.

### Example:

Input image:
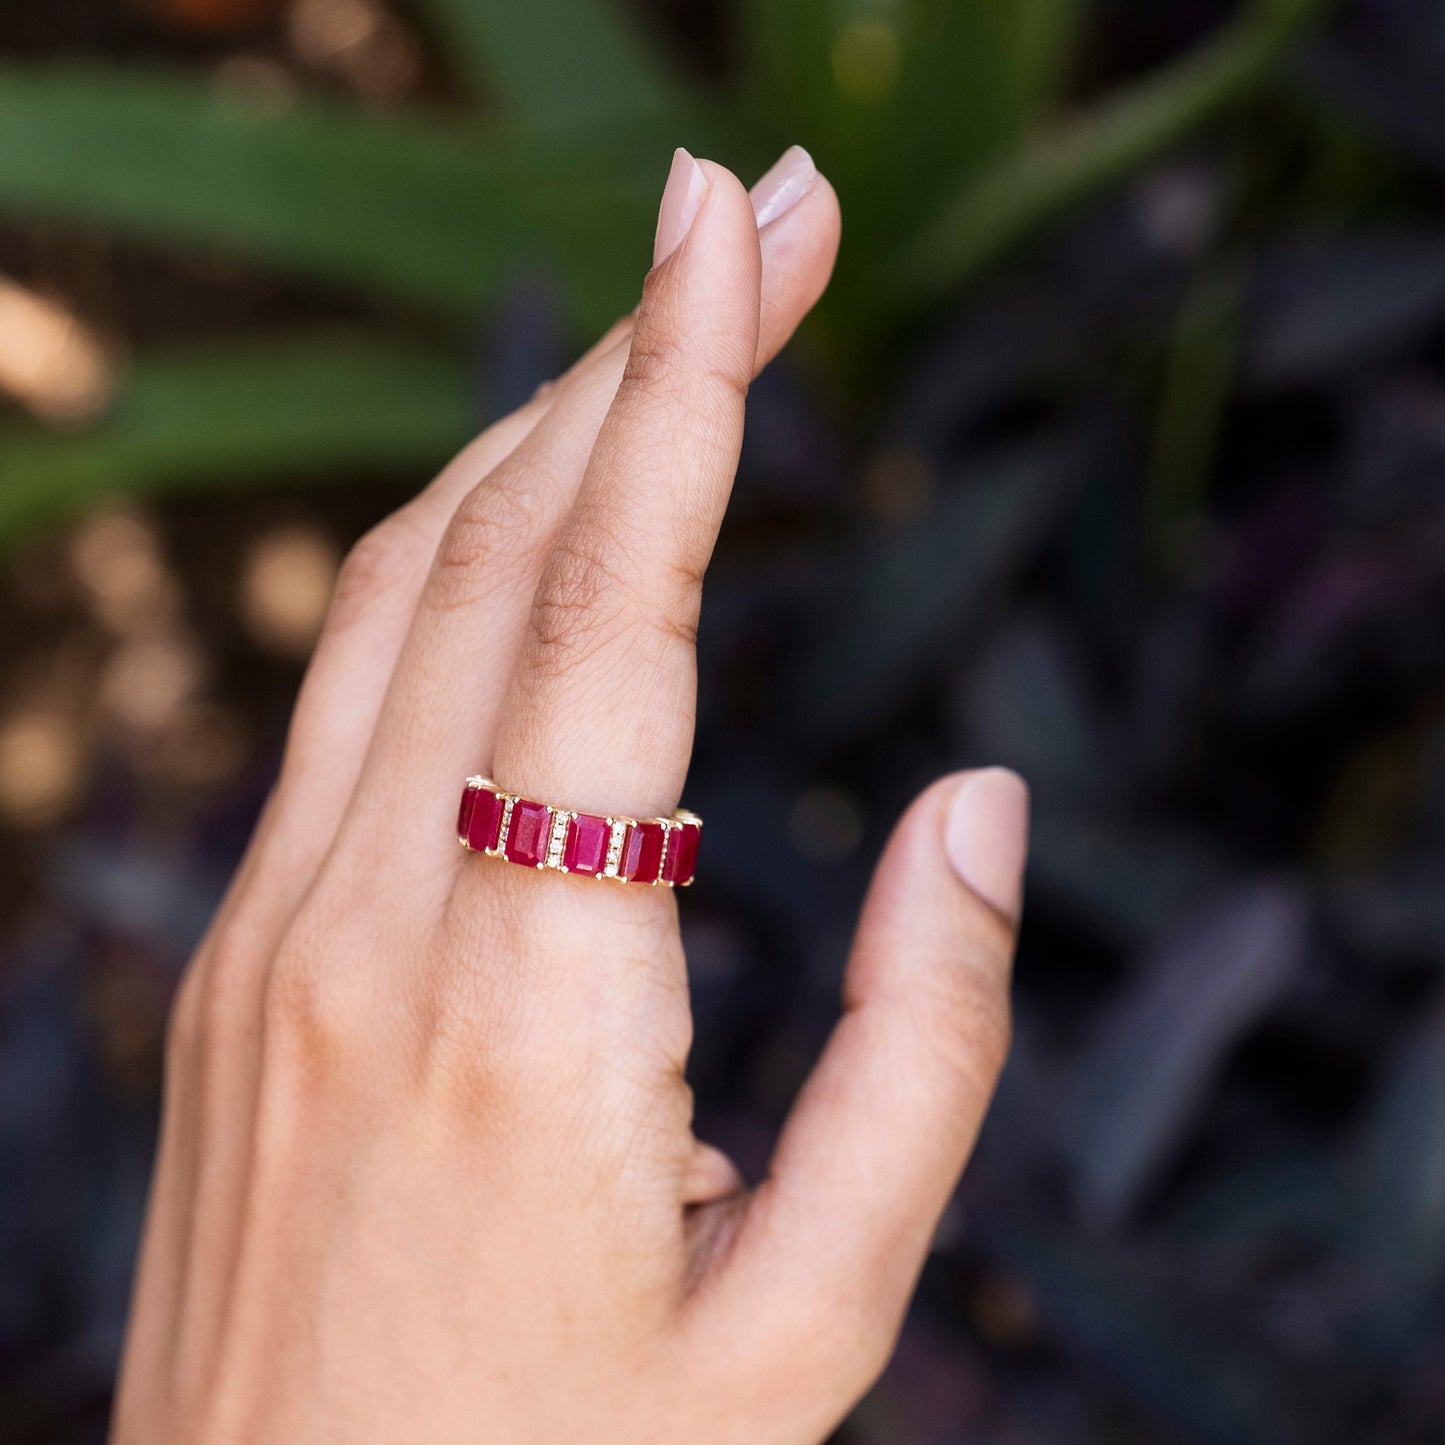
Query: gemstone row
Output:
[[458, 778, 700, 887]]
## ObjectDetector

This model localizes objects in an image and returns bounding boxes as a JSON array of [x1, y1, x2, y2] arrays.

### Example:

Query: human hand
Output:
[[111, 147, 1028, 1444]]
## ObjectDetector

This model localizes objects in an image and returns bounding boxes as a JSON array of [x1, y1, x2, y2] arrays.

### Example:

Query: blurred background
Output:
[[2, 0, 1444, 1440]]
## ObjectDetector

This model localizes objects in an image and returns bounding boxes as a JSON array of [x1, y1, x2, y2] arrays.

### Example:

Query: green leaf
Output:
[[740, 0, 1081, 247], [417, 0, 678, 129], [1003, 0, 1086, 119], [0, 337, 471, 546], [0, 67, 649, 328], [892, 0, 1336, 309]]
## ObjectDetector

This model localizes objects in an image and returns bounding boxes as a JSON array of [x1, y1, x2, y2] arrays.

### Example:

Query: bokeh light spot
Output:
[[100, 637, 205, 737], [240, 522, 340, 657], [0, 276, 113, 423], [288, 0, 422, 97], [0, 710, 83, 828], [70, 510, 181, 636], [831, 19, 901, 105]]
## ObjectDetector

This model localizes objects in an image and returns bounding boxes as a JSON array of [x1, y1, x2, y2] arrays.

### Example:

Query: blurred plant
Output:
[[15, 5, 1445, 1444], [0, 0, 1334, 544]]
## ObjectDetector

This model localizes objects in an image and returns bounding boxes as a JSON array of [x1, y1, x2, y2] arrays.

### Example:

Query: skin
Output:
[[111, 156, 1022, 1444]]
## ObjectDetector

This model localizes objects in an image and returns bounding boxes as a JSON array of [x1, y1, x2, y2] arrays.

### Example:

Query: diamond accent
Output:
[[602, 819, 628, 879], [494, 795, 516, 855], [546, 810, 571, 870]]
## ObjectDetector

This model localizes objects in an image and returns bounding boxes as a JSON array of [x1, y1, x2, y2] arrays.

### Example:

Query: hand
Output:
[[111, 147, 1029, 1444]]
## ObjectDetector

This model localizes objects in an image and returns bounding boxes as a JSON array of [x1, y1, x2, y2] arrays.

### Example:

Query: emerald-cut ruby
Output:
[[563, 813, 611, 875], [663, 820, 700, 886], [504, 800, 551, 867], [466, 788, 503, 852], [457, 784, 477, 841], [619, 820, 665, 883]]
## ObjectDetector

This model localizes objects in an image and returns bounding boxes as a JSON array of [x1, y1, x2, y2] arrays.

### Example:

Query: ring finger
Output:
[[332, 148, 836, 910]]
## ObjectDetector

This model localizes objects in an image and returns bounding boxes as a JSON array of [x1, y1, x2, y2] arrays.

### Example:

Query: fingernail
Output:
[[653, 147, 708, 266], [750, 144, 817, 228], [944, 769, 1030, 923]]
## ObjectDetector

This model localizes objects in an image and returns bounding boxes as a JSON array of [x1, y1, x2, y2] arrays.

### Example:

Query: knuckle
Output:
[[527, 524, 636, 675], [327, 511, 426, 636], [413, 951, 518, 1095], [261, 940, 325, 1057], [261, 908, 374, 1078], [416, 910, 691, 1127], [621, 316, 687, 405], [526, 518, 699, 682], [653, 597, 700, 650], [168, 926, 268, 1070], [197, 939, 262, 1051], [624, 339, 757, 421], [427, 464, 550, 615], [430, 903, 551, 1061], [413, 964, 595, 1128], [621, 306, 750, 415]]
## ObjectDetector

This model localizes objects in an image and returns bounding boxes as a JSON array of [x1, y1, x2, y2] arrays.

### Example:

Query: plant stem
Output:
[[891, 0, 1336, 310]]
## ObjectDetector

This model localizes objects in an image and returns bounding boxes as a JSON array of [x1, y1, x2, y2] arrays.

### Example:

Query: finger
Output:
[[239, 152, 837, 917], [124, 272, 619, 1397], [489, 154, 762, 841], [698, 771, 1028, 1416], [342, 150, 836, 895], [131, 395, 558, 1383], [748, 147, 839, 360], [682, 1142, 745, 1205], [239, 348, 603, 899]]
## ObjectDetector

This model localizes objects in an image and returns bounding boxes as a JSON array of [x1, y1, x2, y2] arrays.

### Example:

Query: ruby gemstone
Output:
[[457, 784, 477, 841], [466, 788, 504, 852], [620, 820, 665, 884], [504, 799, 551, 867], [563, 813, 611, 876], [663, 821, 700, 886]]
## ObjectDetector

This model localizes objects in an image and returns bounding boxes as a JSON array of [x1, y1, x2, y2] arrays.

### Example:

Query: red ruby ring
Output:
[[457, 776, 701, 887]]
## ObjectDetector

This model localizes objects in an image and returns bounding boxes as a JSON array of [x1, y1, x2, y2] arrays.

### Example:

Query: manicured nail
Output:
[[653, 147, 708, 266], [750, 144, 817, 228], [944, 768, 1030, 923]]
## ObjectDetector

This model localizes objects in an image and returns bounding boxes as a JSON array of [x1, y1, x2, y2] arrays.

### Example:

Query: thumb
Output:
[[699, 770, 1027, 1417]]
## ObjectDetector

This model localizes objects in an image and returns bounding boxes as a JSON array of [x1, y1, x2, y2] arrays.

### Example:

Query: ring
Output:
[[457, 776, 701, 887]]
